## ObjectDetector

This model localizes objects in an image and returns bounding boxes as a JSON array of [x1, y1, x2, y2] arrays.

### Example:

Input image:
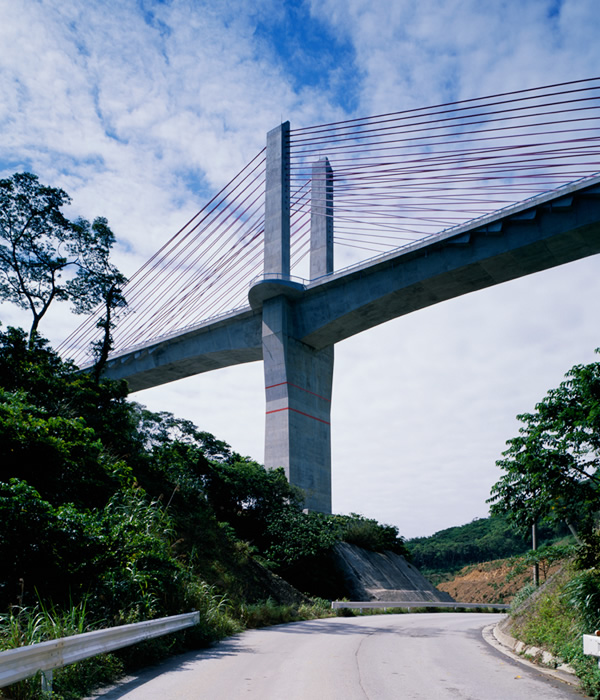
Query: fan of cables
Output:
[[289, 76, 600, 269], [59, 148, 267, 366], [60, 77, 600, 366]]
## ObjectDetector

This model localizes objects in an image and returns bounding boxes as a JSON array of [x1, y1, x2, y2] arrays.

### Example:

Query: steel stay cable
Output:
[[59, 151, 266, 356], [63, 171, 267, 356], [289, 77, 600, 134], [189, 240, 265, 321], [113, 179, 267, 344], [290, 110, 600, 154], [116, 219, 265, 347], [289, 129, 600, 169], [328, 158, 600, 185], [289, 94, 600, 148], [291, 136, 600, 177], [120, 170, 266, 320], [290, 78, 600, 144], [142, 203, 267, 328], [288, 113, 600, 163], [180, 237, 264, 325]]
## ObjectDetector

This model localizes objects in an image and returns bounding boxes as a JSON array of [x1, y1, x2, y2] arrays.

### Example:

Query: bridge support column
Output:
[[263, 298, 333, 512], [262, 134, 334, 512]]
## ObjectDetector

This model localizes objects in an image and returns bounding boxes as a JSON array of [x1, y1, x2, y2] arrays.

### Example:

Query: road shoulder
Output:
[[482, 621, 580, 687]]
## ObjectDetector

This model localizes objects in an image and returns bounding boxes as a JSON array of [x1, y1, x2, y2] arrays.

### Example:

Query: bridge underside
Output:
[[294, 178, 600, 349], [107, 175, 600, 392], [104, 308, 262, 392]]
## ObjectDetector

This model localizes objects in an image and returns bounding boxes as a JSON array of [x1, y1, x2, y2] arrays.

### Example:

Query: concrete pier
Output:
[[262, 128, 335, 512]]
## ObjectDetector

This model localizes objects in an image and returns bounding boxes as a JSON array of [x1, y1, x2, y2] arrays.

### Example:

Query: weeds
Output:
[[508, 564, 600, 697], [510, 582, 537, 611], [237, 597, 333, 629], [0, 597, 122, 700]]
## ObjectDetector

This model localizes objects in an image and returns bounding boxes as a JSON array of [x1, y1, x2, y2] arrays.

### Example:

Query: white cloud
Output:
[[311, 0, 600, 111]]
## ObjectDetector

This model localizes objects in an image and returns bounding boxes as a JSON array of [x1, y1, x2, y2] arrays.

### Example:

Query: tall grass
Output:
[[0, 598, 123, 700], [509, 564, 600, 698], [237, 597, 332, 629], [0, 583, 245, 700]]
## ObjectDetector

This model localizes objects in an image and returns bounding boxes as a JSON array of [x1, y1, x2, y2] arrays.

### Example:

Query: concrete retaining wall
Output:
[[333, 542, 454, 603]]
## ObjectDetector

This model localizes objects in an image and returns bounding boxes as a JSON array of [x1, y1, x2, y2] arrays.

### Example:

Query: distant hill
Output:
[[406, 515, 568, 584]]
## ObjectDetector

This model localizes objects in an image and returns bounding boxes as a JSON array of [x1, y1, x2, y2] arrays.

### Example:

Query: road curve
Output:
[[86, 613, 582, 700]]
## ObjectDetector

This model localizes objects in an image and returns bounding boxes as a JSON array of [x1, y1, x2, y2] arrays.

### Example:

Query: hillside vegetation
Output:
[[503, 557, 600, 698], [407, 346, 600, 697], [0, 327, 408, 699], [406, 514, 567, 584]]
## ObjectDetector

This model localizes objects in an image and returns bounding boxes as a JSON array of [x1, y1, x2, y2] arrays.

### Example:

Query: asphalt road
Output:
[[87, 613, 583, 699]]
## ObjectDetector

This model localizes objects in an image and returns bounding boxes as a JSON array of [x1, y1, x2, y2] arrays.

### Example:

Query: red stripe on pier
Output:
[[265, 381, 331, 402], [265, 407, 330, 425]]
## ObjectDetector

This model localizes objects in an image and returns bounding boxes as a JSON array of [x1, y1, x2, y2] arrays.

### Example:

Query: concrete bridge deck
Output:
[[104, 172, 600, 392]]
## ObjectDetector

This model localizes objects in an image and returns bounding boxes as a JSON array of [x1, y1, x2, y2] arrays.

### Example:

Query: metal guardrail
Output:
[[583, 633, 600, 667], [331, 600, 510, 612], [0, 611, 199, 691]]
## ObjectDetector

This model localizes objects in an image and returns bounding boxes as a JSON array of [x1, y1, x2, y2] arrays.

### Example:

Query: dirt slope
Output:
[[437, 559, 563, 604]]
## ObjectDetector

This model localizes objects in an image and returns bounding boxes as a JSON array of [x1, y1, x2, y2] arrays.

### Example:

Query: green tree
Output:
[[0, 172, 126, 351], [0, 388, 132, 509], [0, 479, 102, 608], [0, 327, 138, 463], [488, 351, 600, 539], [335, 513, 409, 556]]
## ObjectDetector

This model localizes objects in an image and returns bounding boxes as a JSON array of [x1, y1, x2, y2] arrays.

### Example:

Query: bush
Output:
[[336, 513, 409, 556], [565, 569, 600, 633]]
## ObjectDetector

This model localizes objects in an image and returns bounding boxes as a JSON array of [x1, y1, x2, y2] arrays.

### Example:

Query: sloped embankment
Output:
[[436, 559, 564, 604], [333, 542, 453, 602]]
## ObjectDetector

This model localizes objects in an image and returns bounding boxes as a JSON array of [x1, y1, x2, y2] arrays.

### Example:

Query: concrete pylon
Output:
[[262, 125, 334, 512]]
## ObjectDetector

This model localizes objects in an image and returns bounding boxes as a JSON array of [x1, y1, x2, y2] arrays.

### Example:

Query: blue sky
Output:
[[1, 0, 600, 537]]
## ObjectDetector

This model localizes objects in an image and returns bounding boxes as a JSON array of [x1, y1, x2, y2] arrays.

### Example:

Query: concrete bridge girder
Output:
[[292, 184, 600, 350], [104, 179, 600, 392], [104, 308, 262, 392]]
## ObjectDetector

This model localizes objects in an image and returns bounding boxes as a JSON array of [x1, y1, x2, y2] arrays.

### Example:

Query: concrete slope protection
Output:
[[333, 542, 453, 602], [85, 614, 580, 700]]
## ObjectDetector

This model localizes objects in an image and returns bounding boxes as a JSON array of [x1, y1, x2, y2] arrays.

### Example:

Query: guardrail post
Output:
[[41, 669, 52, 694]]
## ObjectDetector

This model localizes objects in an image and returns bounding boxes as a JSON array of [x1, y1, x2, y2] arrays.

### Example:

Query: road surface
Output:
[[87, 613, 582, 699]]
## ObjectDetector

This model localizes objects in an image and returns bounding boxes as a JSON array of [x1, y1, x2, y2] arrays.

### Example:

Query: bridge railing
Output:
[[331, 600, 510, 612], [0, 611, 199, 693]]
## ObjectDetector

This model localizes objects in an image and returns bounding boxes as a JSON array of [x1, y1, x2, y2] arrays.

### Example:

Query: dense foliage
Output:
[[486, 349, 600, 696], [488, 351, 600, 539], [0, 325, 407, 621], [508, 561, 600, 698]]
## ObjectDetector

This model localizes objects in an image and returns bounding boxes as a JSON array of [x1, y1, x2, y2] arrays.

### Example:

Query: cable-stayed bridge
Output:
[[60, 78, 600, 512]]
